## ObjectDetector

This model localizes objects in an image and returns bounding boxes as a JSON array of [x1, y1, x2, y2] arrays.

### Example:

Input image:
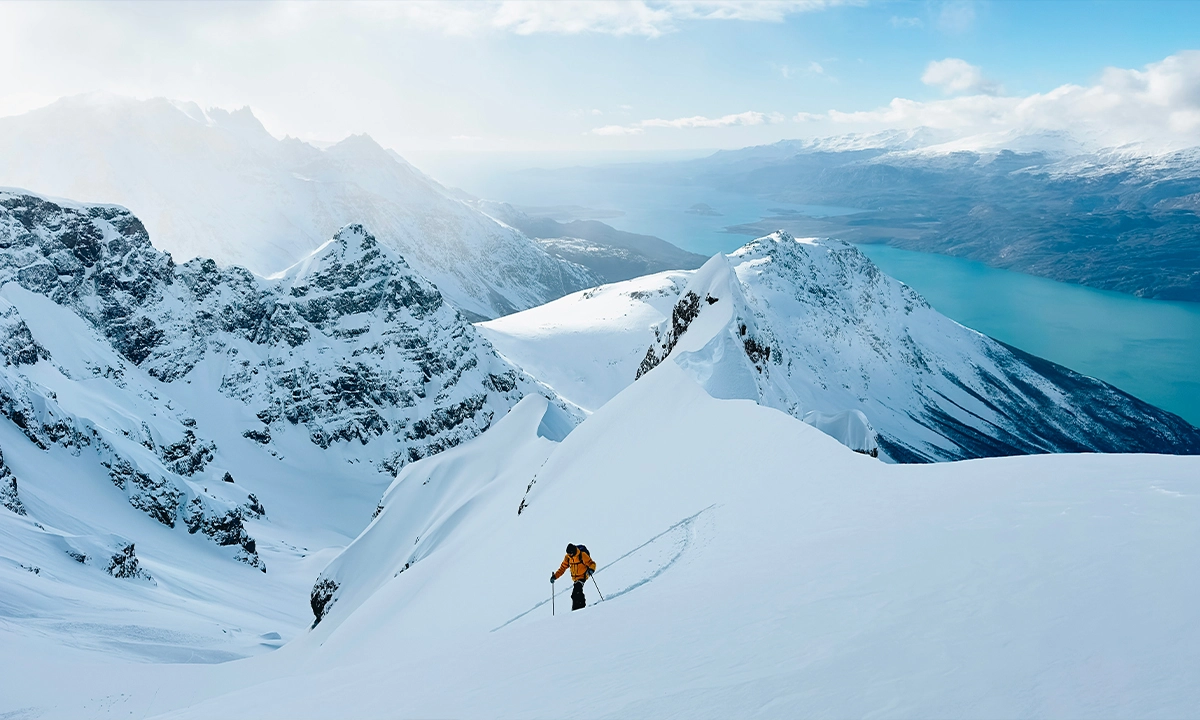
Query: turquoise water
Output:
[[858, 244, 1200, 427]]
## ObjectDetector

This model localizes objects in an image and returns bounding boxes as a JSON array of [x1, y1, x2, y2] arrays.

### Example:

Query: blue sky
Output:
[[2, 1, 1199, 159]]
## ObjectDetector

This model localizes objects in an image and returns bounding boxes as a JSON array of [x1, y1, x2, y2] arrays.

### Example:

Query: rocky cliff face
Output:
[[639, 232, 1200, 462], [0, 189, 563, 569]]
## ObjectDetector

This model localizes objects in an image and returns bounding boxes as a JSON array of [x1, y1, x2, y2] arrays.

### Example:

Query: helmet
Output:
[[565, 543, 577, 555]]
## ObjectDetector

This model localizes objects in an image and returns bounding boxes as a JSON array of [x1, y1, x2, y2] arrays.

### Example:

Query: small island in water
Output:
[[685, 202, 723, 216]]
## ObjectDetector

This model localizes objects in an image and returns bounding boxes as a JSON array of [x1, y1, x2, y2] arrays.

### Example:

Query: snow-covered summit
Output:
[[0, 94, 598, 319], [487, 231, 1200, 462]]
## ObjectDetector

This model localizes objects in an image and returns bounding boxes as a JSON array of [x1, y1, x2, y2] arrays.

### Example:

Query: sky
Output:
[[2, 0, 1200, 166]]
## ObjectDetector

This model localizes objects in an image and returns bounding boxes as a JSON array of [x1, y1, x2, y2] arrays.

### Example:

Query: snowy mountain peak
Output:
[[635, 232, 1200, 461]]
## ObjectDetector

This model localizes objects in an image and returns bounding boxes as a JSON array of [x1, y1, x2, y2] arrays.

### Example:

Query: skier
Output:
[[551, 543, 596, 611]]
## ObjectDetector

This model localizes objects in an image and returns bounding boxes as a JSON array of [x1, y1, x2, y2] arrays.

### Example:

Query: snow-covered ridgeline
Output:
[[485, 232, 1200, 461]]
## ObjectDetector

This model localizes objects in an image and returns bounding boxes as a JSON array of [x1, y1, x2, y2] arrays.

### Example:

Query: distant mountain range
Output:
[[0, 94, 601, 320], [525, 129, 1200, 302], [476, 200, 707, 282]]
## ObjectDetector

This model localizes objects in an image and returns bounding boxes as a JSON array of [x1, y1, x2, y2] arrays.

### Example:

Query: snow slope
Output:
[[0, 189, 567, 664], [6, 349, 1198, 718], [0, 94, 598, 319], [483, 232, 1200, 461], [479, 270, 690, 413]]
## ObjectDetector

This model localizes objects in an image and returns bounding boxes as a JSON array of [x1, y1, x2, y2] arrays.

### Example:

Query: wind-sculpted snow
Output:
[[0, 189, 565, 636], [0, 95, 600, 319]]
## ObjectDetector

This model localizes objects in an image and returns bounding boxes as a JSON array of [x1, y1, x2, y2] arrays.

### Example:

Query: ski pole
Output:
[[551, 580, 555, 616], [591, 575, 605, 602]]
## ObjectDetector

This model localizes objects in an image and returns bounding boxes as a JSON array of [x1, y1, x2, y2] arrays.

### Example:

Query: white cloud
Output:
[[642, 110, 783, 128], [922, 58, 999, 95], [594, 110, 783, 134], [890, 16, 922, 28], [592, 124, 645, 136], [493, 1, 673, 37], [780, 62, 823, 79], [805, 51, 1200, 150], [936, 1, 976, 34], [667, 1, 850, 22], [382, 0, 851, 38]]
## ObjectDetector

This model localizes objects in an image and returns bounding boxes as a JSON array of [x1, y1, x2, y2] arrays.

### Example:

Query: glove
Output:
[[586, 568, 594, 578], [550, 573, 556, 583]]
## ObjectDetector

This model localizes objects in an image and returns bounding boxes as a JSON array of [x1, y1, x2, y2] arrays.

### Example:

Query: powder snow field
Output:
[[4, 358, 1200, 718]]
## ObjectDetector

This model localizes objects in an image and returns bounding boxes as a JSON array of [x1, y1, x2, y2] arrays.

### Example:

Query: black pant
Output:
[[571, 581, 586, 611]]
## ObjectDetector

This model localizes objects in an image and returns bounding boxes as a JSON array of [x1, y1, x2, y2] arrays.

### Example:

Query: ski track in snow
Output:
[[492, 504, 716, 632]]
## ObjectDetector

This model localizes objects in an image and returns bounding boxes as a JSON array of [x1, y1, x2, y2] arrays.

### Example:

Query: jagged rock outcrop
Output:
[[106, 543, 151, 580], [0, 446, 25, 515], [310, 578, 339, 627]]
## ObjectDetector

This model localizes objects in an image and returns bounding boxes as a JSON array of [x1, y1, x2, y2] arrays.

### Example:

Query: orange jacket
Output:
[[553, 547, 596, 583]]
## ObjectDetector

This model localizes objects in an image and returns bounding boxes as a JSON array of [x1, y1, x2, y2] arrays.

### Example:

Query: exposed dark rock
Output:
[[244, 493, 265, 519], [0, 447, 25, 515], [243, 428, 271, 444], [636, 291, 703, 379], [159, 430, 215, 476], [107, 543, 150, 580], [310, 578, 339, 627], [104, 456, 183, 527], [0, 302, 51, 367], [184, 499, 264, 570]]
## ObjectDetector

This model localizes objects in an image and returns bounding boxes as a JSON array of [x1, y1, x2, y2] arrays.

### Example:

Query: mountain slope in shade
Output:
[[484, 232, 1200, 461], [0, 94, 598, 319]]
